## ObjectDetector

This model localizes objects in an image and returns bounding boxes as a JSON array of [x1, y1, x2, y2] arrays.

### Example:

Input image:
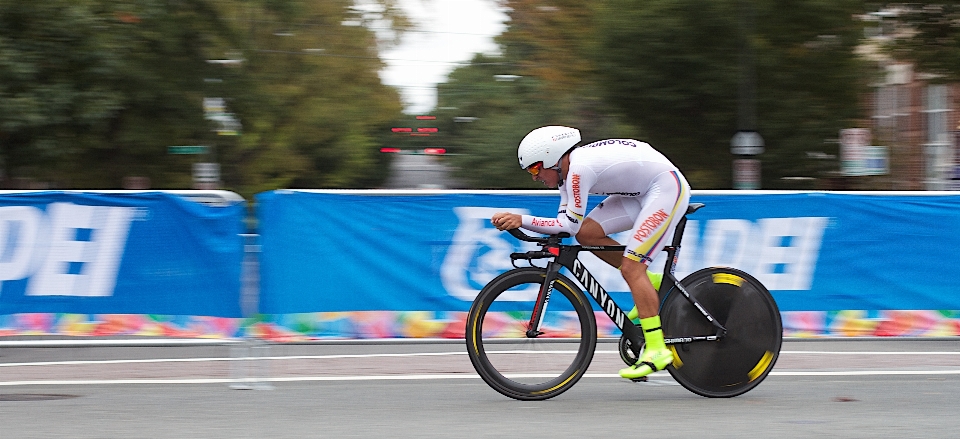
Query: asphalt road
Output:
[[1, 338, 958, 438]]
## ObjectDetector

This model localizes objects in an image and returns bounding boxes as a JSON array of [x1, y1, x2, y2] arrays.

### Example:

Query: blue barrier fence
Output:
[[0, 191, 245, 317], [2, 190, 959, 324], [256, 190, 960, 314]]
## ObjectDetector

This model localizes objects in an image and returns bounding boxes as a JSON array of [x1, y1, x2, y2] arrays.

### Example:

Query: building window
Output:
[[922, 84, 953, 189]]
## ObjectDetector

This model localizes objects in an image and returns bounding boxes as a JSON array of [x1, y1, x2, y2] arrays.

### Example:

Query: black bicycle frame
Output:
[[510, 208, 726, 354]]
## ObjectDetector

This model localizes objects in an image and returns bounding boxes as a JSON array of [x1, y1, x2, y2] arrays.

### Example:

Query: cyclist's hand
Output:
[[491, 212, 522, 231]]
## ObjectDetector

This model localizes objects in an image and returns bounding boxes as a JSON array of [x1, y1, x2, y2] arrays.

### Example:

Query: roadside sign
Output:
[[168, 145, 209, 155], [840, 129, 887, 176], [840, 128, 870, 148], [733, 158, 761, 190]]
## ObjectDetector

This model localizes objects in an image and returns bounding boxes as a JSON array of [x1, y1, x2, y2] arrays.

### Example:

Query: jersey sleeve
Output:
[[520, 166, 595, 236]]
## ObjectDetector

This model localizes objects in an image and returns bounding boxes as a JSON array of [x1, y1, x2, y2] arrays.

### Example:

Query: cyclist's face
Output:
[[532, 167, 561, 188]]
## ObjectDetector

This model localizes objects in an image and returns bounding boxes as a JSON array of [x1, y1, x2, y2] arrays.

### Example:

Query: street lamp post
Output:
[[731, 0, 763, 190]]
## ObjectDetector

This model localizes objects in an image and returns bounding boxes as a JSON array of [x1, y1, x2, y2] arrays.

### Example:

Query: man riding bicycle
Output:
[[491, 125, 691, 380]]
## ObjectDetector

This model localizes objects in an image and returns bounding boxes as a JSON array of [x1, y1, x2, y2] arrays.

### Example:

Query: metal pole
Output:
[[229, 233, 273, 390]]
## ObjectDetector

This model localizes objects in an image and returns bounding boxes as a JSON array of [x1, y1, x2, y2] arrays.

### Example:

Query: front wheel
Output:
[[466, 267, 597, 401], [660, 267, 782, 398]]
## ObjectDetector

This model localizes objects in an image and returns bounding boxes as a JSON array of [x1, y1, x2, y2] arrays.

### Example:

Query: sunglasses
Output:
[[526, 162, 544, 176]]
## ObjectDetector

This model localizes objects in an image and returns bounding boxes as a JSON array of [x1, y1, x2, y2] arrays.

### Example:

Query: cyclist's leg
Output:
[[580, 196, 664, 320], [618, 171, 690, 379], [576, 196, 631, 268], [619, 259, 674, 379]]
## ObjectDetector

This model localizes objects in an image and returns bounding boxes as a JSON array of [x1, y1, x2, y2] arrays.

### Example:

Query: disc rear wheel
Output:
[[660, 267, 782, 397]]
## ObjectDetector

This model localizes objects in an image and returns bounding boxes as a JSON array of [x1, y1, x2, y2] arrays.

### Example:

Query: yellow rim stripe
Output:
[[474, 274, 588, 395], [669, 345, 683, 368], [555, 279, 584, 307], [748, 350, 774, 382], [713, 273, 744, 287], [532, 277, 584, 395], [532, 370, 579, 395], [470, 310, 481, 355]]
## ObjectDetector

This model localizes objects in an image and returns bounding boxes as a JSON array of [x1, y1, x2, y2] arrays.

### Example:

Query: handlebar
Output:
[[506, 228, 569, 244], [506, 228, 569, 261]]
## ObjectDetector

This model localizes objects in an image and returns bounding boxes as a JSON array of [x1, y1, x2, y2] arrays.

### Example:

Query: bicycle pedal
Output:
[[630, 376, 648, 383]]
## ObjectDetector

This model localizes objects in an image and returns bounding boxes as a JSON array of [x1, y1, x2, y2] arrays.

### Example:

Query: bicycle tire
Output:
[[466, 267, 597, 401], [660, 267, 782, 398]]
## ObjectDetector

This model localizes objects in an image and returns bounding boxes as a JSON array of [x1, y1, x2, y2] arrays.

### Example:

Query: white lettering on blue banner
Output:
[[0, 203, 135, 297], [582, 217, 828, 292], [690, 217, 828, 290], [441, 206, 538, 301], [443, 207, 830, 298]]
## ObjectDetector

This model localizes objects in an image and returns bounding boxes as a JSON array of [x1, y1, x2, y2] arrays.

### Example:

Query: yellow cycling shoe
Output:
[[618, 348, 673, 380]]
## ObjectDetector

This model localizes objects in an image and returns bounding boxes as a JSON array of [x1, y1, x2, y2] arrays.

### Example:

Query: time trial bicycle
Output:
[[465, 203, 782, 400]]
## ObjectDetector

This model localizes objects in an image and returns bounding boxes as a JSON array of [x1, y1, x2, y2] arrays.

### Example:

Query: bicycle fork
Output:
[[526, 260, 561, 338], [531, 255, 646, 357]]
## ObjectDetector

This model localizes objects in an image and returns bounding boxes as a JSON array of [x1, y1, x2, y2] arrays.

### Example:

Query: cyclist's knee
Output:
[[575, 218, 606, 245], [620, 257, 648, 279]]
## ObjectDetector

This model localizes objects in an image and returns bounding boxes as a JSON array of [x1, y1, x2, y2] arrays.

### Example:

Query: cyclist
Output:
[[491, 125, 690, 380]]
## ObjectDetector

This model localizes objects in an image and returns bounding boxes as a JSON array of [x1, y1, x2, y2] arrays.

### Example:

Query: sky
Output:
[[378, 0, 509, 114]]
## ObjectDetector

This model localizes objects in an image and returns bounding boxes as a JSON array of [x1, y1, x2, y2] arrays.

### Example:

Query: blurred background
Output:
[[1, 0, 959, 196]]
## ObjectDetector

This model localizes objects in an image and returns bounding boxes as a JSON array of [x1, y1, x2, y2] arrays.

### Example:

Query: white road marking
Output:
[[778, 351, 960, 355], [2, 349, 960, 386], [4, 349, 958, 368], [3, 369, 960, 387], [0, 351, 468, 368]]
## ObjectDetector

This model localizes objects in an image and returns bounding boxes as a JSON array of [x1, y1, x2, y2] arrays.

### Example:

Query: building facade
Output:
[[871, 63, 960, 190]]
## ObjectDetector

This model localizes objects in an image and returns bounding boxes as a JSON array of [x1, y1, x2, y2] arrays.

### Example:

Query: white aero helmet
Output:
[[517, 126, 581, 169]]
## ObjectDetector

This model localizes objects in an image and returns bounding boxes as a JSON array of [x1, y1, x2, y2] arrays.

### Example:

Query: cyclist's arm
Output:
[[521, 167, 593, 235]]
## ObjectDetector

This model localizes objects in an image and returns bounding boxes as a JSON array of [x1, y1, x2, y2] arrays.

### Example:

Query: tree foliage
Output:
[[882, 3, 960, 82], [437, 1, 638, 188], [214, 0, 404, 194], [438, 0, 872, 189], [0, 0, 406, 195], [0, 1, 218, 187], [0, 0, 892, 191], [433, 55, 560, 189], [595, 0, 869, 188]]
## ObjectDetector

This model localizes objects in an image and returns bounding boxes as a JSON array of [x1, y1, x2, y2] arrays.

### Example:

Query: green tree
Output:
[[436, 1, 637, 188], [595, 0, 869, 188], [0, 0, 224, 188], [0, 0, 408, 194], [434, 55, 559, 188], [437, 0, 871, 189], [884, 3, 960, 82], [216, 0, 407, 194]]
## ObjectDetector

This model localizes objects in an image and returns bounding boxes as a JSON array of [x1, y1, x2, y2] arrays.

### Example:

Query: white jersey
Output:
[[520, 139, 682, 237]]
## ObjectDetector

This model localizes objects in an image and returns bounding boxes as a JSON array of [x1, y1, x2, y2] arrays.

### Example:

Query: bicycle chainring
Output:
[[618, 334, 644, 366]]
